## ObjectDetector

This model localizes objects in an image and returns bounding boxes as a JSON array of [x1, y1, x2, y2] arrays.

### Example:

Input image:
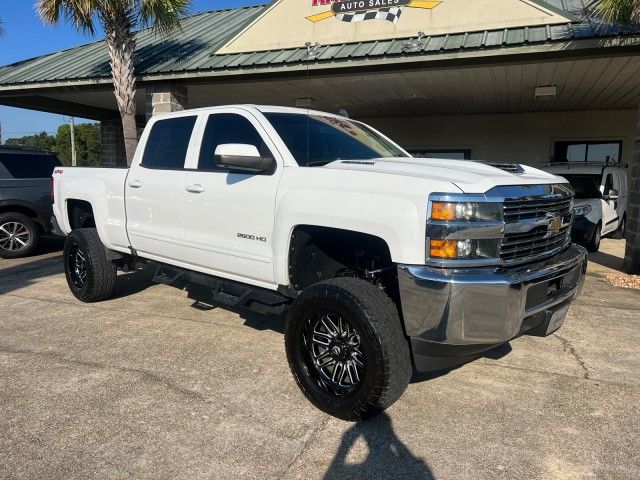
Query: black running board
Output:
[[151, 263, 289, 315]]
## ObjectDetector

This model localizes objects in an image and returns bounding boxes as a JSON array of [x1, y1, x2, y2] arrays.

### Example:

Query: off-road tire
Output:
[[587, 222, 601, 252], [285, 277, 412, 421], [0, 212, 40, 259], [611, 215, 626, 240], [64, 228, 116, 302]]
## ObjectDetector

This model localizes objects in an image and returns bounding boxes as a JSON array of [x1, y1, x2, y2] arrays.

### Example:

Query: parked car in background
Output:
[[543, 163, 628, 252], [0, 147, 62, 258]]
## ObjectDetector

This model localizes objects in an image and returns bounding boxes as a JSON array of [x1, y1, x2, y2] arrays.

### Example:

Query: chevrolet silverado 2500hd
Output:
[[52, 105, 587, 420]]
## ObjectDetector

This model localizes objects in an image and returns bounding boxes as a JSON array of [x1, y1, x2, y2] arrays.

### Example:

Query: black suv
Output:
[[0, 147, 62, 258]]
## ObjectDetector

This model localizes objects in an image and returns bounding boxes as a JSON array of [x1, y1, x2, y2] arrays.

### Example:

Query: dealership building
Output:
[[0, 0, 639, 168], [1, 0, 640, 269]]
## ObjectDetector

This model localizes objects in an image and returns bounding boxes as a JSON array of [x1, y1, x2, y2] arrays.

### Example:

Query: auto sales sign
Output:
[[307, 0, 441, 23]]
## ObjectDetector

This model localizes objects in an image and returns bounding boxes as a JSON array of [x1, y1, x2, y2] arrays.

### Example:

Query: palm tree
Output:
[[599, 0, 640, 274], [37, 0, 190, 166]]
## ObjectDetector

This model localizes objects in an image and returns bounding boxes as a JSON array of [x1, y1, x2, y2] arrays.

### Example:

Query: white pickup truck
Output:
[[52, 105, 587, 420]]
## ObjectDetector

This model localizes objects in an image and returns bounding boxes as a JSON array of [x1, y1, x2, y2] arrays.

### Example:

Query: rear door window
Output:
[[0, 152, 61, 179], [141, 116, 197, 169]]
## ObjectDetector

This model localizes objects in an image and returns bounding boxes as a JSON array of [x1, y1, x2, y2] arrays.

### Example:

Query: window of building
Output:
[[198, 113, 273, 170], [553, 141, 622, 164], [0, 152, 61, 179], [141, 116, 197, 169], [408, 149, 471, 160]]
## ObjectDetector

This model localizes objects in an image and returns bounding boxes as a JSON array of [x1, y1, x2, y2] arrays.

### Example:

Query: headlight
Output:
[[572, 205, 592, 217], [430, 201, 502, 222], [429, 239, 501, 260]]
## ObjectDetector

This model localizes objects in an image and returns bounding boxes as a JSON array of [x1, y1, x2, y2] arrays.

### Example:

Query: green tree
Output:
[[4, 132, 56, 151], [55, 123, 102, 166], [599, 0, 640, 273], [37, 0, 190, 166]]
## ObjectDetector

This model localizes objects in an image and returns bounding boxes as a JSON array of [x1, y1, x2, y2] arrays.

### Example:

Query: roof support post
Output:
[[101, 118, 127, 167], [145, 82, 189, 121]]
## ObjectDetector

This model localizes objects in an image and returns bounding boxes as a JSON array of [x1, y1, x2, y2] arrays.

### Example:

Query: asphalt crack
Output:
[[0, 343, 209, 402], [277, 414, 331, 479], [552, 332, 590, 380]]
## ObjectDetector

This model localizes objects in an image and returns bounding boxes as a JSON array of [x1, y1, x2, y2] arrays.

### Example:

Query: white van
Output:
[[544, 163, 628, 251]]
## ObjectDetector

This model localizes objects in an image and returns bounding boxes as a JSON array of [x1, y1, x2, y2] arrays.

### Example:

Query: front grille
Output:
[[503, 197, 573, 222], [500, 225, 571, 262], [500, 185, 574, 264]]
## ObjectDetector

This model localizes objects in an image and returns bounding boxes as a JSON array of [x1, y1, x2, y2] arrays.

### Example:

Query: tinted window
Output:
[[198, 114, 272, 170], [141, 116, 197, 169], [264, 113, 406, 167], [0, 152, 61, 179], [562, 174, 602, 199]]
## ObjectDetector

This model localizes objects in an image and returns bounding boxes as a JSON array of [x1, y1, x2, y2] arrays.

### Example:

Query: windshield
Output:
[[263, 112, 408, 166], [561, 174, 602, 199]]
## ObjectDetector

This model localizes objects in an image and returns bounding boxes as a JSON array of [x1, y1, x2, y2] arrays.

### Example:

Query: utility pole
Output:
[[69, 116, 77, 166]]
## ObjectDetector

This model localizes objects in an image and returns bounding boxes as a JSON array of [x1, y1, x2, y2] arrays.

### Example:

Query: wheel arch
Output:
[[285, 224, 396, 294], [0, 201, 45, 229]]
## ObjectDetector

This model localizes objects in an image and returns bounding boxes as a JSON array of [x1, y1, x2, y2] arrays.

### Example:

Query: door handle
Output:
[[128, 179, 142, 188], [185, 184, 205, 193]]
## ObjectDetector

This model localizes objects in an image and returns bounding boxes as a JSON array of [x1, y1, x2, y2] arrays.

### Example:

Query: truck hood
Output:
[[323, 158, 566, 193]]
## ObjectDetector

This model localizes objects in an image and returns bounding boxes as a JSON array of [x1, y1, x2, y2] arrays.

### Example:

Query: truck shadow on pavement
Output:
[[323, 412, 435, 480], [411, 342, 512, 383]]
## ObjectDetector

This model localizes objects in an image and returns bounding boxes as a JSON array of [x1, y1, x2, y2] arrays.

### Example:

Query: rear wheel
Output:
[[0, 212, 40, 259], [64, 228, 116, 302], [587, 222, 601, 252], [285, 277, 412, 421]]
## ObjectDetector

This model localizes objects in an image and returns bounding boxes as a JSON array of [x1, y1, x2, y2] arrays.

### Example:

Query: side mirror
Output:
[[214, 143, 274, 173], [605, 188, 619, 200]]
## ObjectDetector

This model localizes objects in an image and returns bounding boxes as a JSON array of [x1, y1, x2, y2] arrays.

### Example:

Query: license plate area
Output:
[[524, 265, 581, 313]]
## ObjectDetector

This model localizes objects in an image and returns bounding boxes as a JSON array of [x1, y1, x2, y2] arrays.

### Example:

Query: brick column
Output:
[[100, 118, 127, 167], [145, 82, 189, 120], [624, 141, 640, 273]]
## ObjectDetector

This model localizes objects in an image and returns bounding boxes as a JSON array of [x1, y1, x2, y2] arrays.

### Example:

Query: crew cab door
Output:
[[180, 110, 281, 286], [125, 114, 198, 260]]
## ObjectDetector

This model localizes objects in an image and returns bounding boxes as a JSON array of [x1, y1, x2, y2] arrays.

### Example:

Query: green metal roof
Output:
[[0, 1, 637, 88]]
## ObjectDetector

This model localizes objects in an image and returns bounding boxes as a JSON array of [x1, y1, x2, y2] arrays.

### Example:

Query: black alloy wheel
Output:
[[301, 309, 366, 395], [285, 277, 412, 421]]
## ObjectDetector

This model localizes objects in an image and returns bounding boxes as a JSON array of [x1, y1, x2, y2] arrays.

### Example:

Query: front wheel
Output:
[[64, 228, 116, 302], [284, 277, 412, 421], [587, 223, 601, 252]]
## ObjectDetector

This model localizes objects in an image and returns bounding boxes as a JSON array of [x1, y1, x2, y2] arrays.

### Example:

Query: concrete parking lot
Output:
[[1, 237, 639, 480]]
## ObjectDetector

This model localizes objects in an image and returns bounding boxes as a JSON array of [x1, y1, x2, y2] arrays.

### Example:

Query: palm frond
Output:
[[138, 0, 190, 34], [598, 0, 640, 24], [36, 0, 99, 35]]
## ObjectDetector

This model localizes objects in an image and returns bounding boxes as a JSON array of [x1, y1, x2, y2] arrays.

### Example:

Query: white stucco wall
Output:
[[362, 110, 637, 167]]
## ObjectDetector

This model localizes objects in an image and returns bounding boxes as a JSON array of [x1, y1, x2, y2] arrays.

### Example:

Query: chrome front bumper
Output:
[[397, 244, 587, 371]]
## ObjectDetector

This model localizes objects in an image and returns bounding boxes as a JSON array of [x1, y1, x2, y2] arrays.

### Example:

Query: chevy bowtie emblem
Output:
[[547, 214, 563, 235], [307, 0, 442, 23]]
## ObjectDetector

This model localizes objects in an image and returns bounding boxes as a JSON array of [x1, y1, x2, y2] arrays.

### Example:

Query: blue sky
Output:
[[0, 0, 262, 142]]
